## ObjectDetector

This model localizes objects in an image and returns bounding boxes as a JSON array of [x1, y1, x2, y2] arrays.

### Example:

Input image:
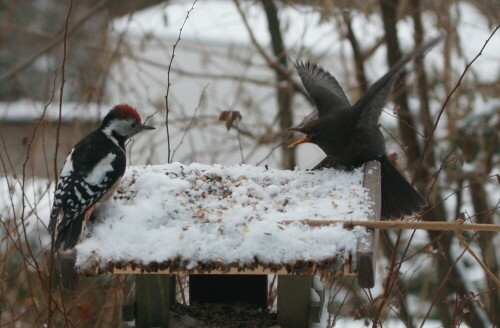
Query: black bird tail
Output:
[[379, 156, 427, 219], [55, 213, 86, 251]]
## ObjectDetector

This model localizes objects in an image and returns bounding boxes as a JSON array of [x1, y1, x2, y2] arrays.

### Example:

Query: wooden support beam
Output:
[[122, 277, 136, 321], [278, 275, 312, 328], [309, 277, 325, 323], [135, 275, 174, 328], [357, 160, 381, 288], [59, 251, 79, 290]]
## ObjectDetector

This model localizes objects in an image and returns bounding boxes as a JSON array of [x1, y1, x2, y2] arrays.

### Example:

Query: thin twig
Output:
[[234, 119, 245, 164], [373, 228, 402, 328], [46, 72, 59, 328], [419, 239, 469, 328], [171, 84, 208, 161], [381, 108, 425, 138], [256, 142, 283, 166], [455, 233, 500, 287], [233, 0, 275, 67], [414, 25, 500, 176], [143, 111, 157, 124], [0, 0, 113, 83], [233, 0, 310, 103], [421, 174, 498, 218], [165, 0, 198, 163], [280, 219, 500, 232], [53, 2, 74, 326]]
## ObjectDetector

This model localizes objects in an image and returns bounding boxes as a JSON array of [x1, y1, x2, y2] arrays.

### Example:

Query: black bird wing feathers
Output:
[[354, 36, 443, 130], [295, 36, 442, 127], [294, 60, 351, 117]]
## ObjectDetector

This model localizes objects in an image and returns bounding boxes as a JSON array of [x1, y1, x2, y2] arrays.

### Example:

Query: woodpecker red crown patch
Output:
[[113, 104, 142, 123]]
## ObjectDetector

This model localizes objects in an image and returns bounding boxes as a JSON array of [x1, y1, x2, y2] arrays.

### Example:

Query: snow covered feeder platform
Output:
[[76, 161, 381, 327], [77, 161, 379, 279]]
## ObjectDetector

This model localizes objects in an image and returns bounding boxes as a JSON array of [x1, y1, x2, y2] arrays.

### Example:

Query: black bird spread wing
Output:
[[354, 36, 443, 130], [295, 60, 351, 117]]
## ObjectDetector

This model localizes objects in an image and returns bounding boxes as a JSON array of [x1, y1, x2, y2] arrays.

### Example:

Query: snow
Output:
[[0, 176, 52, 244], [76, 163, 372, 272]]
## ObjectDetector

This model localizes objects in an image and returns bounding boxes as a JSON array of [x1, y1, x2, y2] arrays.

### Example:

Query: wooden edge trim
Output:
[[102, 265, 357, 276], [356, 160, 381, 288]]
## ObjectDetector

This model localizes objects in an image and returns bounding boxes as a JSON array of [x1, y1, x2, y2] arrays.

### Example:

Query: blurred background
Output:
[[0, 0, 498, 326]]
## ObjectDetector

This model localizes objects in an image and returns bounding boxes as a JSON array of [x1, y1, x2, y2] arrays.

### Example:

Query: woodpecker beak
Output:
[[287, 127, 312, 149], [141, 124, 156, 131]]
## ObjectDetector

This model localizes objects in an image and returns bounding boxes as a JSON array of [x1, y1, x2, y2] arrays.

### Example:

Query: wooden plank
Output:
[[356, 160, 381, 288], [111, 265, 356, 276], [189, 275, 267, 308], [122, 278, 136, 321], [59, 251, 79, 290], [135, 275, 174, 328], [309, 276, 325, 323], [278, 275, 312, 328]]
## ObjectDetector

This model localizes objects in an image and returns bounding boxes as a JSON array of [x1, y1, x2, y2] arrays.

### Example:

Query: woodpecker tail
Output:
[[379, 155, 427, 219], [59, 250, 79, 290], [48, 206, 61, 233], [55, 213, 86, 251], [53, 213, 86, 290]]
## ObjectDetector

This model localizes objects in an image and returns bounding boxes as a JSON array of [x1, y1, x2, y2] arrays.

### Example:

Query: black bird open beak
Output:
[[141, 124, 156, 131], [287, 127, 312, 149]]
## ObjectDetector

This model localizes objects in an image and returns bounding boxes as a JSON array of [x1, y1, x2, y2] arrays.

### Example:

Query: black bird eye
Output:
[[131, 122, 137, 128]]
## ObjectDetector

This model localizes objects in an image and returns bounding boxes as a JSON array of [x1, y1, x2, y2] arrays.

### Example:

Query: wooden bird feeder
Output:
[[66, 161, 381, 328]]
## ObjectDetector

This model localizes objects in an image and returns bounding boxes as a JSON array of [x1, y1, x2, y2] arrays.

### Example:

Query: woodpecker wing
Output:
[[49, 131, 126, 243], [295, 60, 351, 118]]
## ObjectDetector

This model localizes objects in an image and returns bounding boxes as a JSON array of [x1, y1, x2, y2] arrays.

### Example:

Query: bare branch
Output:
[[165, 0, 198, 163], [415, 24, 500, 174], [171, 84, 208, 161], [0, 0, 113, 83], [281, 219, 500, 232]]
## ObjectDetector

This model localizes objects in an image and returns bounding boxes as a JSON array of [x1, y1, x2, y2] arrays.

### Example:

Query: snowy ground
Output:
[[76, 163, 373, 274]]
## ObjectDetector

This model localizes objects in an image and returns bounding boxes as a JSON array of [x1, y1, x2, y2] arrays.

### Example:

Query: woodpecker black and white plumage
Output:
[[49, 104, 155, 252]]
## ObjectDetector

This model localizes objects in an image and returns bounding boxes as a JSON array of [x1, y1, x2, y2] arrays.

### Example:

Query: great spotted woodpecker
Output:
[[49, 104, 155, 251]]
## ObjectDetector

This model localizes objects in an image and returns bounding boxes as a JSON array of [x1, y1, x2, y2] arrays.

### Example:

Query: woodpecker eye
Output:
[[131, 122, 137, 128]]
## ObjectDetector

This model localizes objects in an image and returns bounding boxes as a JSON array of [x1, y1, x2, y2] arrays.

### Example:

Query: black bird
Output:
[[288, 37, 442, 219]]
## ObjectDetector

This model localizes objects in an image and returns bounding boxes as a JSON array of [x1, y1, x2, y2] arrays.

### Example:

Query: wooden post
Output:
[[277, 275, 312, 327], [356, 160, 381, 288], [122, 278, 136, 322], [309, 277, 325, 323], [135, 275, 174, 328], [59, 250, 78, 290]]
